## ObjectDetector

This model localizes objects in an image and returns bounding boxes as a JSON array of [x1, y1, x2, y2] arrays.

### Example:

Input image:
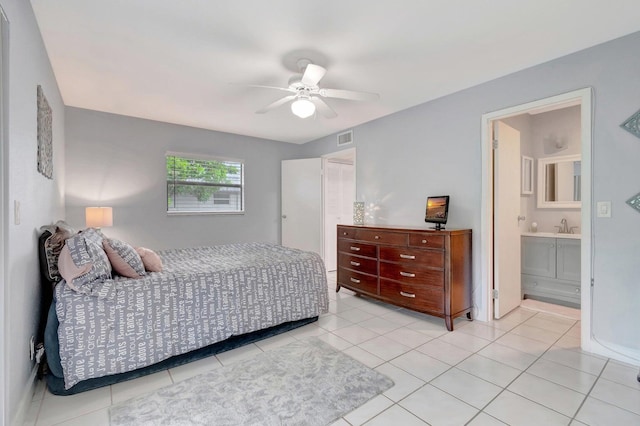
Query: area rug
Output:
[[109, 337, 394, 426]]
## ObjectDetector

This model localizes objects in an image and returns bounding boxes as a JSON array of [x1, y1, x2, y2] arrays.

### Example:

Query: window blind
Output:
[[166, 154, 244, 213]]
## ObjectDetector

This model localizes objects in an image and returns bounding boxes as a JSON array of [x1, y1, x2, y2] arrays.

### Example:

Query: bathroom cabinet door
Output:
[[521, 237, 556, 278], [556, 239, 581, 282]]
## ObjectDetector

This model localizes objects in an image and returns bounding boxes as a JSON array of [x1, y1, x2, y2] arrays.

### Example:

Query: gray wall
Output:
[[3, 1, 66, 424], [65, 107, 301, 250], [300, 31, 640, 360]]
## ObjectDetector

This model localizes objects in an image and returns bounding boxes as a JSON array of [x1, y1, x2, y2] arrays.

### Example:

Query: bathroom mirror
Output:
[[537, 154, 581, 208]]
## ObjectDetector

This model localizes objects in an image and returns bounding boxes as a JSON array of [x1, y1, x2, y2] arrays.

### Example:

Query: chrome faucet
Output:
[[556, 218, 569, 234]]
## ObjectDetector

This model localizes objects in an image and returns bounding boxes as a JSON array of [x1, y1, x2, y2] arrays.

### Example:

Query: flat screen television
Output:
[[425, 195, 450, 230]]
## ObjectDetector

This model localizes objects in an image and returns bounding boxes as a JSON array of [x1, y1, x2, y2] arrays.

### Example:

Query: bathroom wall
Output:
[[502, 105, 582, 234]]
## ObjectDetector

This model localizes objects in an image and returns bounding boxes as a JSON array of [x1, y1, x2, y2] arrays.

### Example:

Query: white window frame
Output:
[[166, 151, 245, 215]]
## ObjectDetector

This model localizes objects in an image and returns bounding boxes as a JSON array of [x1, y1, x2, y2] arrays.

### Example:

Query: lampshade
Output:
[[85, 207, 113, 228], [291, 98, 315, 118]]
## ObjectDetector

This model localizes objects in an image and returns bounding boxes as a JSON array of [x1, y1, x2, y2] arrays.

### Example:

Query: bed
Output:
[[38, 225, 329, 395]]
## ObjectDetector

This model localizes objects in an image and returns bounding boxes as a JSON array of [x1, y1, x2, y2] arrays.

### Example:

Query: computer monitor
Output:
[[425, 196, 450, 230]]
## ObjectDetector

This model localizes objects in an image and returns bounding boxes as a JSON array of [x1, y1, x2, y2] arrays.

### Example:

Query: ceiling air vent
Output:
[[337, 130, 353, 146]]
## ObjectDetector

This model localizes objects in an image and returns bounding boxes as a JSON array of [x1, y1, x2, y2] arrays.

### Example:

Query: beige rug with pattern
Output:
[[110, 337, 393, 426]]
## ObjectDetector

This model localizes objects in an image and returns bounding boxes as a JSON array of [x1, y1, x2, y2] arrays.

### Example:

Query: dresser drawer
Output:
[[379, 262, 444, 287], [337, 226, 357, 240], [355, 229, 408, 246], [380, 279, 444, 313], [408, 233, 445, 249], [338, 253, 377, 275], [379, 246, 444, 269], [338, 268, 378, 295], [338, 239, 377, 258]]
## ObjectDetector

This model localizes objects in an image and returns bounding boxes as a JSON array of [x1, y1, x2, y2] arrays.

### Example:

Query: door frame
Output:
[[480, 88, 593, 349], [0, 8, 8, 424], [322, 148, 356, 268]]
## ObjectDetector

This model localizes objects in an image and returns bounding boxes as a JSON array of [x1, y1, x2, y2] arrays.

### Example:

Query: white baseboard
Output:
[[587, 337, 640, 367], [11, 365, 38, 426]]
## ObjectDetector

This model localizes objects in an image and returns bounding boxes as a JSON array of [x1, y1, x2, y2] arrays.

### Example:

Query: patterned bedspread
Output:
[[54, 243, 329, 389]]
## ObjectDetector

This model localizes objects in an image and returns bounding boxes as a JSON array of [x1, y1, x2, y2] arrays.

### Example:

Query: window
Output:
[[166, 153, 244, 214]]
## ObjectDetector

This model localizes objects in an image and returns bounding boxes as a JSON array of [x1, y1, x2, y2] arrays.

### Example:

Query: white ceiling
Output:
[[31, 0, 640, 144]]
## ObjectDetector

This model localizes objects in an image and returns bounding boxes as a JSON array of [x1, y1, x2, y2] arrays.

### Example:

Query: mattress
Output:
[[54, 242, 329, 389]]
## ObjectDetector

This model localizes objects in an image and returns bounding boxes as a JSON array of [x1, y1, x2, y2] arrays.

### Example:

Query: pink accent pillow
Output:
[[58, 230, 112, 293], [135, 247, 163, 272], [57, 244, 93, 292], [103, 238, 146, 278]]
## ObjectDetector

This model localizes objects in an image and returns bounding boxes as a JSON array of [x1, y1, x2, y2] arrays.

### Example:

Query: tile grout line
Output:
[[568, 358, 609, 424], [450, 311, 581, 424], [575, 360, 640, 419], [467, 312, 586, 422], [31, 393, 45, 426], [348, 310, 554, 424], [332, 280, 623, 425], [376, 326, 507, 424]]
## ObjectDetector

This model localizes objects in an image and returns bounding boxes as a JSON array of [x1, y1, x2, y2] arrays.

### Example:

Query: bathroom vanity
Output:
[[521, 233, 581, 307]]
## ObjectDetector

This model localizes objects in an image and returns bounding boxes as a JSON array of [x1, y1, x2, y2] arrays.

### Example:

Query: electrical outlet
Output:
[[29, 336, 35, 361], [597, 201, 611, 218]]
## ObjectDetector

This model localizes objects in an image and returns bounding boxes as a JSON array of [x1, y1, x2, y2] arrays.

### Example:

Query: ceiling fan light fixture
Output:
[[291, 98, 315, 118]]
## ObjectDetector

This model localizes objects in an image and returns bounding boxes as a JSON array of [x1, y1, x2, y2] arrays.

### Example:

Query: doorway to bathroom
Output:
[[480, 89, 592, 330]]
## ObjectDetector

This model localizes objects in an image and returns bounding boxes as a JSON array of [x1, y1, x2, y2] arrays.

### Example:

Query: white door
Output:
[[281, 158, 322, 256], [323, 161, 354, 270], [494, 121, 522, 318]]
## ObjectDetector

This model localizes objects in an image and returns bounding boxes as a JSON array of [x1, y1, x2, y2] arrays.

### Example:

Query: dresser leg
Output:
[[445, 316, 453, 331], [336, 283, 341, 292], [466, 311, 473, 321]]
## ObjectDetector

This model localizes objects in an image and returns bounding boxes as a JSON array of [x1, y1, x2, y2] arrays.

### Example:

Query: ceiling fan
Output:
[[250, 59, 379, 119]]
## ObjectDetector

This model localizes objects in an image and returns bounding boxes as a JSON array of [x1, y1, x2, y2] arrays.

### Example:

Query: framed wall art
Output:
[[626, 192, 640, 214], [620, 108, 640, 139]]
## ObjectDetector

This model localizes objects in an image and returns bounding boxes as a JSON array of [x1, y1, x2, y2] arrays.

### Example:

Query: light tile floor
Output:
[[25, 272, 640, 425]]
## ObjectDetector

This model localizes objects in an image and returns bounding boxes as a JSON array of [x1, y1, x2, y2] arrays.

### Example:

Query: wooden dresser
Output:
[[337, 224, 472, 331]]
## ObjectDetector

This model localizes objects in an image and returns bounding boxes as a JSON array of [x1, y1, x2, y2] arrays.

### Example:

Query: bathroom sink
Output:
[[521, 232, 581, 239]]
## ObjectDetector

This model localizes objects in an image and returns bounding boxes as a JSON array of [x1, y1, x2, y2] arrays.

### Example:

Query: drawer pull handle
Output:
[[350, 246, 361, 251], [400, 254, 416, 260], [400, 271, 416, 278], [422, 239, 428, 244], [343, 232, 348, 236], [350, 261, 361, 267], [575, 288, 580, 293], [374, 235, 380, 240], [350, 277, 361, 284], [400, 291, 416, 298]]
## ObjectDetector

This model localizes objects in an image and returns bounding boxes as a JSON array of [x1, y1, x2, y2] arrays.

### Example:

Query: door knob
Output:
[[281, 215, 287, 219]]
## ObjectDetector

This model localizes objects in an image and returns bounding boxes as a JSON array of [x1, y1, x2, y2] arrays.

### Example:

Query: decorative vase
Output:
[[353, 202, 365, 225]]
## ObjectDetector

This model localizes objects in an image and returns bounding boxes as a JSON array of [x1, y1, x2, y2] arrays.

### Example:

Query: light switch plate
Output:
[[596, 201, 611, 218]]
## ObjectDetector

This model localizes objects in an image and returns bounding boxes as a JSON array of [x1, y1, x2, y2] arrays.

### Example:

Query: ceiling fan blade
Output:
[[319, 88, 379, 102], [311, 97, 337, 119], [256, 95, 297, 114], [240, 84, 296, 94], [301, 64, 326, 86]]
